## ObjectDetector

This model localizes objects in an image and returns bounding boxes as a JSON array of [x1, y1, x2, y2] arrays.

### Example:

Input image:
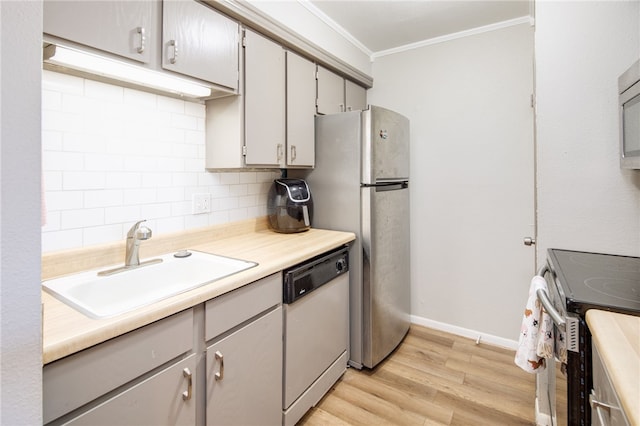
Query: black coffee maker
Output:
[[267, 179, 313, 233]]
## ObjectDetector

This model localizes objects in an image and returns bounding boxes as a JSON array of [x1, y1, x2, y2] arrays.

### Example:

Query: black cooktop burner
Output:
[[548, 249, 640, 315]]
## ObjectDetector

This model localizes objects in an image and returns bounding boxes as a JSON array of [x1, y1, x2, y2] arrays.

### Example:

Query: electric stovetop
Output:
[[548, 248, 640, 316]]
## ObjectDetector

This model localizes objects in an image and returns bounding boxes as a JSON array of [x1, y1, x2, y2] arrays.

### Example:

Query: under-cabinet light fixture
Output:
[[44, 44, 212, 98]]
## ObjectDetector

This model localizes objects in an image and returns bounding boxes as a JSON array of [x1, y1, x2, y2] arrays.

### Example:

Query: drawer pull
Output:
[[182, 367, 192, 401], [214, 351, 224, 381]]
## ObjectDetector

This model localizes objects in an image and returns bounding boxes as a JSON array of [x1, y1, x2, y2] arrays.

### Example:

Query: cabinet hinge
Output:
[[530, 93, 535, 108], [242, 145, 247, 156], [242, 35, 246, 48]]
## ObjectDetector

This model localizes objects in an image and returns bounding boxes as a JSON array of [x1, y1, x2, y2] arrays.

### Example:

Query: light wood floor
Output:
[[298, 324, 536, 425]]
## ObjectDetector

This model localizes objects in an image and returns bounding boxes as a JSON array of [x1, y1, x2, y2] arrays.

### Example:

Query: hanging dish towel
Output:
[[515, 275, 555, 373]]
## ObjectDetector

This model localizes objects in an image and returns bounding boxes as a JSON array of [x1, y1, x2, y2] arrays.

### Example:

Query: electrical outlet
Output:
[[192, 193, 211, 214]]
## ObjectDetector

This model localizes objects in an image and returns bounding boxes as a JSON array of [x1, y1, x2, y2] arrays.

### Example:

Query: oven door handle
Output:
[[535, 264, 567, 332]]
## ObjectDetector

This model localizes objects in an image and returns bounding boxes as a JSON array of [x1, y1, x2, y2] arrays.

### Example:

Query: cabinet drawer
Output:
[[44, 309, 193, 424], [205, 273, 281, 341]]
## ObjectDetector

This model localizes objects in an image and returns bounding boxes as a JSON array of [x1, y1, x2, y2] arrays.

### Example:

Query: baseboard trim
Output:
[[410, 315, 519, 351]]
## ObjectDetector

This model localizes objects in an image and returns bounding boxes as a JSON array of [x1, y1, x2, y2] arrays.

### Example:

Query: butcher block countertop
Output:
[[586, 309, 640, 426], [42, 217, 355, 365]]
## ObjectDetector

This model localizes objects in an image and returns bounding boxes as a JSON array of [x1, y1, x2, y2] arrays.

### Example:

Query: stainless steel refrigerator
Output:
[[292, 105, 410, 369]]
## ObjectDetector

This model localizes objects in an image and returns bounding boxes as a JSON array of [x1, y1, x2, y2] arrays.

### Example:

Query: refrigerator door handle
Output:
[[361, 181, 408, 191]]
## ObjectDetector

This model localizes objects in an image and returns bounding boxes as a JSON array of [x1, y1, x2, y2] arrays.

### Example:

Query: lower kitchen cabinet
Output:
[[62, 354, 197, 425], [206, 307, 282, 426], [44, 271, 292, 426], [43, 309, 195, 425]]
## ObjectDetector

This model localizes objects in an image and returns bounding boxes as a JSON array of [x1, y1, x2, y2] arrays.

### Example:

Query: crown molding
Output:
[[372, 16, 531, 60]]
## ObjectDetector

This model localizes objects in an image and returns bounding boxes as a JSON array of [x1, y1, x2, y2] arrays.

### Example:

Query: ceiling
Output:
[[306, 0, 531, 55]]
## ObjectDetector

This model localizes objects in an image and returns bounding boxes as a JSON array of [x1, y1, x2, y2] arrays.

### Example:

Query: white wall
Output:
[[535, 1, 640, 259], [368, 23, 535, 344], [41, 71, 279, 252], [0, 1, 43, 423]]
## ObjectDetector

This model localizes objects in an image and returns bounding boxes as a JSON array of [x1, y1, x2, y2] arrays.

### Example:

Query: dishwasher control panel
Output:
[[283, 246, 349, 304]]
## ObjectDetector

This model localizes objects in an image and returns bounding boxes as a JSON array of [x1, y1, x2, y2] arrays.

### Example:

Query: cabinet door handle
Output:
[[169, 40, 178, 64], [291, 145, 297, 161], [339, 103, 345, 112], [214, 351, 224, 381], [136, 27, 146, 54], [277, 144, 284, 162], [182, 367, 192, 401]]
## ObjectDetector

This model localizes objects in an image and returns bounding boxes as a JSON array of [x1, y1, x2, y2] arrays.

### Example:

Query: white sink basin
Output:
[[42, 250, 257, 319]]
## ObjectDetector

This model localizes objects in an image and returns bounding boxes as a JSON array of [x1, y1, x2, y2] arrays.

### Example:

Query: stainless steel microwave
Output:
[[619, 60, 640, 169]]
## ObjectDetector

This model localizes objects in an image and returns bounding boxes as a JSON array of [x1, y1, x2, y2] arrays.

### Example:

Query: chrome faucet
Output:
[[98, 220, 162, 276], [125, 220, 153, 266]]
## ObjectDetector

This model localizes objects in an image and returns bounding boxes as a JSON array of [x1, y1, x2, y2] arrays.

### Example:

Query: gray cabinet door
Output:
[[43, 0, 155, 64], [345, 80, 367, 112], [206, 307, 282, 426], [244, 29, 285, 167], [63, 354, 197, 425], [316, 65, 344, 115], [286, 51, 316, 168], [162, 0, 239, 90]]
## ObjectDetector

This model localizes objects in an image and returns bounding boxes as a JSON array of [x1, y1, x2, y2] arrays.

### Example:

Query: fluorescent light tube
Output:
[[46, 45, 212, 98]]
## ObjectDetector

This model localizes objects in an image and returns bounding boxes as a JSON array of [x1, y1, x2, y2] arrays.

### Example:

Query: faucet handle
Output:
[[127, 220, 148, 238]]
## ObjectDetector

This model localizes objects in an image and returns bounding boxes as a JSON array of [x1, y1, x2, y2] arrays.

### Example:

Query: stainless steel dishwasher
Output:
[[282, 246, 350, 426]]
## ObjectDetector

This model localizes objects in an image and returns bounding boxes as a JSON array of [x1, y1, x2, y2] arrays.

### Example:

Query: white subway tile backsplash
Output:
[[155, 216, 185, 234], [43, 151, 84, 171], [84, 79, 124, 102], [42, 130, 63, 151], [63, 171, 106, 190], [105, 205, 142, 225], [157, 96, 185, 113], [184, 213, 209, 229], [184, 101, 206, 118], [46, 191, 84, 211], [220, 173, 240, 185], [105, 172, 143, 189], [42, 89, 62, 111], [61, 208, 104, 229], [157, 187, 184, 203], [42, 229, 83, 252], [123, 188, 157, 205], [239, 172, 257, 184], [83, 224, 124, 247], [42, 71, 281, 252], [157, 157, 185, 172], [142, 172, 172, 188], [44, 171, 63, 191], [140, 203, 172, 219], [84, 190, 123, 208], [85, 153, 123, 171], [171, 113, 198, 130], [42, 70, 84, 94], [123, 88, 157, 107]]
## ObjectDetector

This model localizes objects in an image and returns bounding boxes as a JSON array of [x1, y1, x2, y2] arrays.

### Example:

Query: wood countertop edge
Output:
[[42, 224, 355, 365], [586, 309, 640, 426]]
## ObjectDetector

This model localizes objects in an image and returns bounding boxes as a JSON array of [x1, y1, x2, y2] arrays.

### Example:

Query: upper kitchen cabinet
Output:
[[345, 79, 367, 112], [316, 65, 345, 115], [43, 0, 157, 64], [205, 29, 285, 169], [162, 0, 239, 90], [286, 51, 316, 168], [317, 65, 367, 114], [244, 29, 286, 167]]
